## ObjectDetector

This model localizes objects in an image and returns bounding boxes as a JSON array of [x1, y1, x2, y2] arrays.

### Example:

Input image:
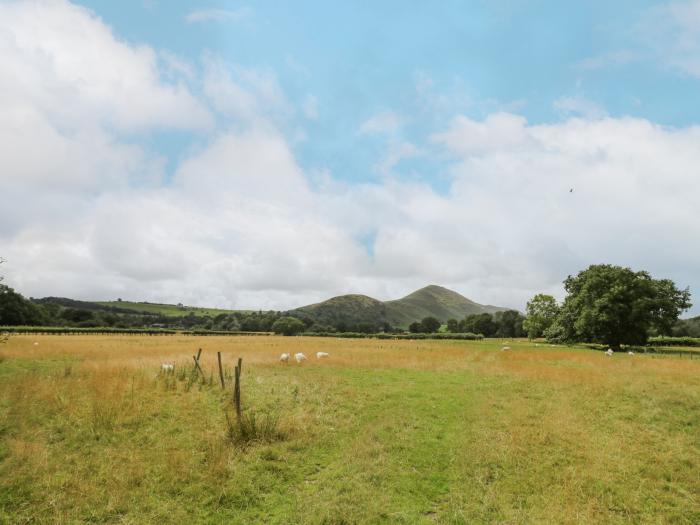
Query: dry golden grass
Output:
[[1, 335, 698, 524]]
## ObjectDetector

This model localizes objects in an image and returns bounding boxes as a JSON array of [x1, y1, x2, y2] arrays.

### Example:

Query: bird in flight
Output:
[[569, 188, 574, 193]]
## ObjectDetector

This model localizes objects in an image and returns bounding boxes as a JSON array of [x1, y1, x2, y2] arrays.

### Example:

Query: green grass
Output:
[[0, 336, 698, 523], [97, 300, 242, 317]]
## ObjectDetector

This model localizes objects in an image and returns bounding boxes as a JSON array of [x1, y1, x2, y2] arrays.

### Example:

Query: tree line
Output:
[[1, 260, 694, 346], [522, 264, 691, 350]]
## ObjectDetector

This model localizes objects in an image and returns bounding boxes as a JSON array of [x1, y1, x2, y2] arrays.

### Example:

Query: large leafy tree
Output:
[[494, 310, 526, 338], [420, 316, 441, 333], [271, 316, 306, 336], [554, 264, 691, 350], [523, 294, 559, 339], [461, 313, 496, 337]]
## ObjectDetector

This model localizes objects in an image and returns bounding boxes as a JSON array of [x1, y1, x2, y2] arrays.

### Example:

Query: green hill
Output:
[[96, 300, 239, 317], [293, 294, 387, 328], [385, 285, 508, 327], [292, 285, 509, 329]]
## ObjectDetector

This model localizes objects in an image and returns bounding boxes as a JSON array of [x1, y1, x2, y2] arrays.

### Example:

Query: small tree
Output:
[[408, 321, 422, 333], [271, 316, 306, 336], [523, 294, 559, 339], [462, 313, 496, 337], [420, 316, 441, 333], [446, 318, 460, 333], [494, 310, 525, 338], [554, 264, 691, 350]]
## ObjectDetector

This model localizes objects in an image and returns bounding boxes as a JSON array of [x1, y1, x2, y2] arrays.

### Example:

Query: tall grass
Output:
[[0, 335, 698, 523]]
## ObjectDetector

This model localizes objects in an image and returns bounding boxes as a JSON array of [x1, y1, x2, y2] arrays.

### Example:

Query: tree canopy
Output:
[[546, 264, 691, 349], [522, 294, 559, 339], [271, 316, 306, 336]]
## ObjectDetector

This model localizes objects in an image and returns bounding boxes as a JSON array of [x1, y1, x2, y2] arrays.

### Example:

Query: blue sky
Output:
[[80, 0, 700, 183], [2, 0, 700, 314]]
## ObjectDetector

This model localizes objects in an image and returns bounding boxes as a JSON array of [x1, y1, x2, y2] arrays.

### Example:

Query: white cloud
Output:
[[2, 1, 700, 316], [359, 111, 402, 135], [577, 1, 700, 79], [302, 94, 319, 120], [185, 7, 252, 24], [202, 55, 291, 126], [375, 142, 421, 174], [574, 50, 638, 71], [432, 112, 531, 156], [553, 96, 607, 120], [657, 0, 700, 77], [5, 109, 700, 313], [0, 0, 211, 132]]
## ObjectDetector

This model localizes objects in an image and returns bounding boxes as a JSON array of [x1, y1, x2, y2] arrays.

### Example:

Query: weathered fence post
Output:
[[192, 355, 205, 377], [217, 351, 225, 389], [192, 348, 205, 378], [233, 359, 242, 423]]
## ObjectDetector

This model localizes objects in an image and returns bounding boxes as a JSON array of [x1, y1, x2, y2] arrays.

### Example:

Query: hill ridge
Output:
[[292, 285, 509, 329]]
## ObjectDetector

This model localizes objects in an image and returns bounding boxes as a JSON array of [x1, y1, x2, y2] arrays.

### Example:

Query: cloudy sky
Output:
[[2, 0, 699, 314]]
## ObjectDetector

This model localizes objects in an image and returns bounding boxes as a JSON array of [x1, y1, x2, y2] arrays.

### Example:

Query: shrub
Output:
[[647, 336, 700, 347], [225, 409, 284, 445]]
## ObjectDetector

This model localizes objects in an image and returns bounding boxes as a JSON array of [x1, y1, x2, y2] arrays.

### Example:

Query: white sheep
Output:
[[161, 362, 175, 372], [627, 351, 635, 356], [294, 352, 307, 363], [33, 342, 39, 346], [605, 348, 614, 356], [501, 346, 511, 351], [316, 352, 329, 359], [279, 353, 290, 363]]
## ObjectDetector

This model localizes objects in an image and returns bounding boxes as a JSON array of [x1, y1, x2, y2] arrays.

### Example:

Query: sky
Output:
[[1, 0, 700, 315]]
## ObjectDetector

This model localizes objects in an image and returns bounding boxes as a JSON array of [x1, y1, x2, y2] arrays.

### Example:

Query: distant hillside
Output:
[[292, 285, 509, 329], [293, 294, 387, 328], [34, 297, 240, 317], [385, 285, 508, 327], [96, 300, 239, 317]]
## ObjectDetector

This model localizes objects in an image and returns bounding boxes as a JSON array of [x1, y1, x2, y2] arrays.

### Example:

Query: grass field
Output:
[[1, 335, 698, 524]]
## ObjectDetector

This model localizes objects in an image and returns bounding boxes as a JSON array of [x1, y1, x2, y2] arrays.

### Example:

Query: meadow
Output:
[[0, 335, 698, 524]]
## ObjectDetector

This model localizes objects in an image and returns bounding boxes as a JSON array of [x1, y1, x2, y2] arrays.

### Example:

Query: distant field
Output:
[[97, 300, 242, 317], [1, 336, 698, 523]]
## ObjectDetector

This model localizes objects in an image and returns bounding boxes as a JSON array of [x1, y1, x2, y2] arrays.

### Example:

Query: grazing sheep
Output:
[[294, 352, 307, 363], [628, 351, 635, 356], [501, 346, 511, 351], [161, 362, 174, 372], [33, 342, 39, 346], [280, 353, 290, 363], [605, 348, 614, 356], [316, 352, 329, 359]]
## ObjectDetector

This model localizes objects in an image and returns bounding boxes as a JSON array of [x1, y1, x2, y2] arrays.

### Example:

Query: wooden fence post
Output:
[[233, 360, 242, 423], [217, 351, 225, 389]]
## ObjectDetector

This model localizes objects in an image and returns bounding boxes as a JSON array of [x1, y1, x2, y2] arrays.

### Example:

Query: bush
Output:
[[225, 409, 285, 445], [647, 336, 700, 347], [304, 332, 484, 341]]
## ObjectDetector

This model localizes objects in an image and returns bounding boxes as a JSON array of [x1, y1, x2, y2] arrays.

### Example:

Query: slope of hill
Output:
[[293, 294, 387, 327], [292, 285, 509, 329], [33, 297, 240, 317], [384, 285, 508, 327], [96, 301, 239, 317]]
